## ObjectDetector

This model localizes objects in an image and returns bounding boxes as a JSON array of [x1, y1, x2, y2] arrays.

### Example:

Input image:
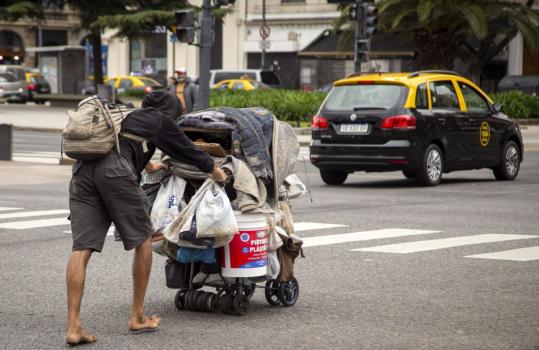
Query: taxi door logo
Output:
[[480, 121, 490, 146]]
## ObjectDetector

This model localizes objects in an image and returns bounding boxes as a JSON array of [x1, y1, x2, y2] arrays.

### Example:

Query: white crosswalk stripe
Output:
[[0, 207, 23, 212], [303, 228, 441, 248], [465, 246, 539, 262], [353, 234, 537, 254], [0, 217, 69, 230], [1, 207, 538, 262], [0, 209, 70, 220], [12, 151, 60, 164]]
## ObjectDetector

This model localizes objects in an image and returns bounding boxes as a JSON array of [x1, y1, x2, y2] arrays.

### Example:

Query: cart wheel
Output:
[[278, 278, 299, 307], [218, 294, 234, 315], [196, 292, 211, 312], [242, 283, 257, 300], [184, 290, 195, 311], [193, 291, 205, 312], [174, 289, 189, 310], [232, 294, 249, 316], [205, 292, 217, 313], [213, 290, 225, 312], [264, 280, 281, 306]]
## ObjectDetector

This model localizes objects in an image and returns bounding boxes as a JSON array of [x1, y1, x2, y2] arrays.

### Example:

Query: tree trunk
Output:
[[414, 29, 457, 70], [90, 29, 103, 90]]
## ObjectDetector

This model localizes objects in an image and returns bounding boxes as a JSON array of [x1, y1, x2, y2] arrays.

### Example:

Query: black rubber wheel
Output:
[[218, 294, 234, 315], [242, 283, 257, 301], [402, 170, 415, 179], [278, 278, 299, 307], [184, 290, 195, 311], [415, 144, 443, 186], [320, 169, 348, 185], [232, 294, 249, 316], [196, 292, 213, 312], [493, 140, 520, 181], [174, 289, 188, 310], [265, 280, 281, 306]]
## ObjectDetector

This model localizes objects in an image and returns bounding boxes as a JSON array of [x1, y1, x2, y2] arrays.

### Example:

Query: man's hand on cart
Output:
[[209, 166, 227, 183], [145, 161, 169, 173]]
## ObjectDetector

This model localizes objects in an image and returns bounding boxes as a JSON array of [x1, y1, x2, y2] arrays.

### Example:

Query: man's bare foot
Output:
[[128, 315, 161, 332], [65, 327, 97, 346]]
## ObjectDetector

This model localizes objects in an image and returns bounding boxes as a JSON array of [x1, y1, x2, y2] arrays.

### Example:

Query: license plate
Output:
[[340, 124, 369, 133]]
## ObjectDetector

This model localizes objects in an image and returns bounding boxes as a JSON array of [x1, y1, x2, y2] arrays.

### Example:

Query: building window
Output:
[[282, 0, 305, 3], [129, 32, 167, 80]]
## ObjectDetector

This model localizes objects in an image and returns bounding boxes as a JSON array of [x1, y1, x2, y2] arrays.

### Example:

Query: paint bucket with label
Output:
[[219, 212, 269, 278]]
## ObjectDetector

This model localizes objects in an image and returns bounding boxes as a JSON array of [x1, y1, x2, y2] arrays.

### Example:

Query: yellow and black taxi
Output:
[[105, 75, 163, 94], [310, 70, 524, 186], [211, 79, 269, 91]]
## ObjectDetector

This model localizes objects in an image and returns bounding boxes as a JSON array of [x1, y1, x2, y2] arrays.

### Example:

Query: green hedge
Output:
[[491, 91, 539, 119], [210, 90, 327, 125], [119, 89, 327, 124]]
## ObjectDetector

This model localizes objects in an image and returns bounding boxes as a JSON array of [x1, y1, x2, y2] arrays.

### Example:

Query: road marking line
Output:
[[465, 246, 539, 261], [0, 217, 69, 229], [64, 226, 115, 236], [0, 207, 23, 212], [302, 228, 440, 248], [294, 222, 347, 232], [13, 151, 59, 157], [12, 156, 59, 164], [353, 234, 537, 254], [0, 209, 69, 220]]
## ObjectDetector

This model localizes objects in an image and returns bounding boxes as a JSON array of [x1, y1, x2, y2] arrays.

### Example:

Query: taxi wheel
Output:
[[493, 140, 520, 181], [416, 144, 443, 186], [320, 169, 348, 185]]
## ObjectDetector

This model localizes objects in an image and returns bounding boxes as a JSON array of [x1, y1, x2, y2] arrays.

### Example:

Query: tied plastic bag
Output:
[[164, 178, 238, 249], [150, 175, 187, 233], [196, 182, 238, 238], [266, 250, 280, 279]]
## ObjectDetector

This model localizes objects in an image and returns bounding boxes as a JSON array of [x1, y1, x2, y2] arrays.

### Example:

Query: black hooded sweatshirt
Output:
[[119, 91, 214, 175]]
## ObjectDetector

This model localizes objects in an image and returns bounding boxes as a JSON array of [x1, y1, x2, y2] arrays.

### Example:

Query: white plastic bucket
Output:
[[219, 212, 269, 278]]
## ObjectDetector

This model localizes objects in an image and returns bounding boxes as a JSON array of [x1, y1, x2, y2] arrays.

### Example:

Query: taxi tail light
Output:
[[143, 86, 153, 94], [380, 115, 416, 130], [312, 115, 329, 130], [27, 83, 37, 91]]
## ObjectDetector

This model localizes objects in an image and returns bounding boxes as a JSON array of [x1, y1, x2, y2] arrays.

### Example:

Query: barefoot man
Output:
[[65, 91, 226, 345]]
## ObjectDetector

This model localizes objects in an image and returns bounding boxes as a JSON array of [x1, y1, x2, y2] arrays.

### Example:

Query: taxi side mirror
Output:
[[492, 103, 502, 114]]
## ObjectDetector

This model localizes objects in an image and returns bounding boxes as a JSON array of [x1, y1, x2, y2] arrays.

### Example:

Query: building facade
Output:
[[0, 6, 85, 67]]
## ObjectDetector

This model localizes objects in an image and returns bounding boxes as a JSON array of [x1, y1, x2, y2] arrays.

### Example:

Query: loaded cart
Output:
[[151, 107, 306, 316]]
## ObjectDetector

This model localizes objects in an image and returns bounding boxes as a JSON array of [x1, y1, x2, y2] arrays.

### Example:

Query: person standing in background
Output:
[[167, 67, 198, 115]]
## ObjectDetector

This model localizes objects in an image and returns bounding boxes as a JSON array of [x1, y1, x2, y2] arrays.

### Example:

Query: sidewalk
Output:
[[1, 104, 538, 149]]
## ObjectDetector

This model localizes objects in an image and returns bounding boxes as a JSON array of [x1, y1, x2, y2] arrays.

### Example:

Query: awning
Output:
[[299, 30, 416, 59]]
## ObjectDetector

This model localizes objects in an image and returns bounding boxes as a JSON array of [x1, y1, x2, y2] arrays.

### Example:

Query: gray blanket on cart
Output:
[[178, 107, 274, 181]]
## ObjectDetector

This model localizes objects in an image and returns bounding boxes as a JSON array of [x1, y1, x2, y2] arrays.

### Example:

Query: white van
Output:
[[209, 69, 281, 88]]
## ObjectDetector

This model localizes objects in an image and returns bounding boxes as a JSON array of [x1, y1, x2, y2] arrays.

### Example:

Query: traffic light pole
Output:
[[353, 0, 364, 73], [196, 0, 213, 110], [261, 0, 266, 69]]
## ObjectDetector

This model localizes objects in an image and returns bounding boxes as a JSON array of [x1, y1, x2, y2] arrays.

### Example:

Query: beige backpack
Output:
[[62, 96, 147, 161]]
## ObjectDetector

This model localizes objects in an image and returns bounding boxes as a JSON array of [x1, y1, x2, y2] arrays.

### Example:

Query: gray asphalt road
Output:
[[0, 153, 538, 350]]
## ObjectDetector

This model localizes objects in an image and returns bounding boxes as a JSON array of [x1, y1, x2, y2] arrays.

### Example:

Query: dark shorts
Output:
[[69, 152, 153, 252]]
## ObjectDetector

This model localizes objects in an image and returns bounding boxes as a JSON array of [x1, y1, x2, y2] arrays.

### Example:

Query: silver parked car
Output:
[[0, 72, 28, 103]]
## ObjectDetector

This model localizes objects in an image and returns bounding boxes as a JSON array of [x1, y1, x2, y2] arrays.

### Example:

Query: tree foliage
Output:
[[334, 0, 539, 81]]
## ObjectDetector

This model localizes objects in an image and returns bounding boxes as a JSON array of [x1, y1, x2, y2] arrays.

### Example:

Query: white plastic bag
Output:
[[195, 182, 238, 238], [268, 226, 285, 251], [150, 175, 187, 232], [266, 251, 280, 279], [164, 179, 238, 248]]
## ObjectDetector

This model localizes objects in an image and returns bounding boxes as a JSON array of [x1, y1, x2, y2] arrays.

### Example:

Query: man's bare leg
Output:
[[66, 249, 97, 345], [128, 238, 160, 331]]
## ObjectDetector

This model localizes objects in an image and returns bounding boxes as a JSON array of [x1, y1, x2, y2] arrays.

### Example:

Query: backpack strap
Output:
[[119, 132, 150, 153]]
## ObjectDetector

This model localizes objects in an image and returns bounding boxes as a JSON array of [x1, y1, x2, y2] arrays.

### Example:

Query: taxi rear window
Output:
[[323, 84, 407, 111]]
